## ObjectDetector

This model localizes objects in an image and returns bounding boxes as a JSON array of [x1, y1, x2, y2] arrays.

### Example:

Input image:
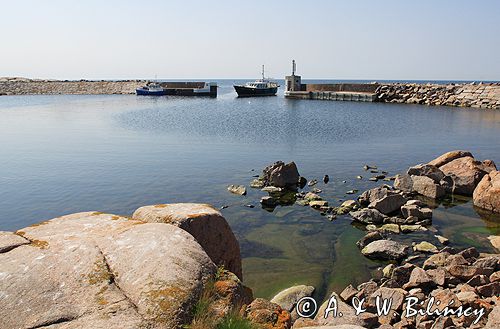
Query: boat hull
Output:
[[136, 88, 166, 96], [234, 85, 278, 97]]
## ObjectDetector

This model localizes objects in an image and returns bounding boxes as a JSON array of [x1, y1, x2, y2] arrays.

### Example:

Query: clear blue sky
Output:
[[1, 0, 499, 80]]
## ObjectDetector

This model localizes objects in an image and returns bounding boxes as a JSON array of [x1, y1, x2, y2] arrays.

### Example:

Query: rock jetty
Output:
[[0, 77, 145, 95], [376, 83, 500, 109]]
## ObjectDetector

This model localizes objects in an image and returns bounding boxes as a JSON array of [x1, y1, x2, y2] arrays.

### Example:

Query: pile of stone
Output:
[[293, 247, 500, 329], [0, 77, 145, 95], [376, 83, 500, 109], [393, 150, 498, 211], [349, 184, 433, 235]]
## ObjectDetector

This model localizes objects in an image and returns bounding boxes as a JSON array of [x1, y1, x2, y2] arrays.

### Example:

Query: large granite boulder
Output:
[[361, 240, 409, 261], [428, 150, 473, 167], [0, 211, 216, 329], [439, 156, 497, 195], [473, 170, 500, 213], [263, 161, 300, 190], [132, 203, 242, 279]]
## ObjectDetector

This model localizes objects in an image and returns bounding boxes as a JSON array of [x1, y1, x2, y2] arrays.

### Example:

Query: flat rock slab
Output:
[[0, 231, 29, 253], [132, 203, 242, 279], [0, 211, 215, 329]]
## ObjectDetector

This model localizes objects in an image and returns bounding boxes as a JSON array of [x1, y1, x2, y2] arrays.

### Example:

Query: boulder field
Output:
[[391, 150, 498, 212]]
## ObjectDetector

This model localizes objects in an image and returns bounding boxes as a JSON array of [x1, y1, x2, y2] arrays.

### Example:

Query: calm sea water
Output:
[[1, 80, 499, 300]]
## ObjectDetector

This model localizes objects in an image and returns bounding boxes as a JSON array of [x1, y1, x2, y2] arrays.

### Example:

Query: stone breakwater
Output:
[[376, 83, 500, 109], [0, 77, 146, 95]]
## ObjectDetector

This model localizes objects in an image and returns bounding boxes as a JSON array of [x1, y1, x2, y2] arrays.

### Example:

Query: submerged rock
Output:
[[356, 231, 385, 249], [435, 235, 449, 245], [260, 196, 277, 208], [413, 241, 439, 253], [270, 284, 315, 313]]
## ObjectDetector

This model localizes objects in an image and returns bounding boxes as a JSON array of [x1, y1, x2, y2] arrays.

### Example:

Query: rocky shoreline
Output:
[[376, 83, 500, 109], [1, 151, 499, 329]]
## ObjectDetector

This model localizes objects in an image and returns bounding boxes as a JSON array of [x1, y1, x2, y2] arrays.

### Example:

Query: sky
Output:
[[0, 0, 499, 80]]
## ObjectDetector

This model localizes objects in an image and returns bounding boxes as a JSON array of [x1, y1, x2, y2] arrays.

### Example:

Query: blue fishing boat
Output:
[[136, 83, 166, 96]]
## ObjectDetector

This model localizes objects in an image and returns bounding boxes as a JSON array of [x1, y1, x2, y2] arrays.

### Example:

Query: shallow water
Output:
[[1, 81, 499, 299]]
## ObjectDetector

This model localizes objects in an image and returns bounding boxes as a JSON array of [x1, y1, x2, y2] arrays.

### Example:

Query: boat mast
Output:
[[262, 65, 265, 80]]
